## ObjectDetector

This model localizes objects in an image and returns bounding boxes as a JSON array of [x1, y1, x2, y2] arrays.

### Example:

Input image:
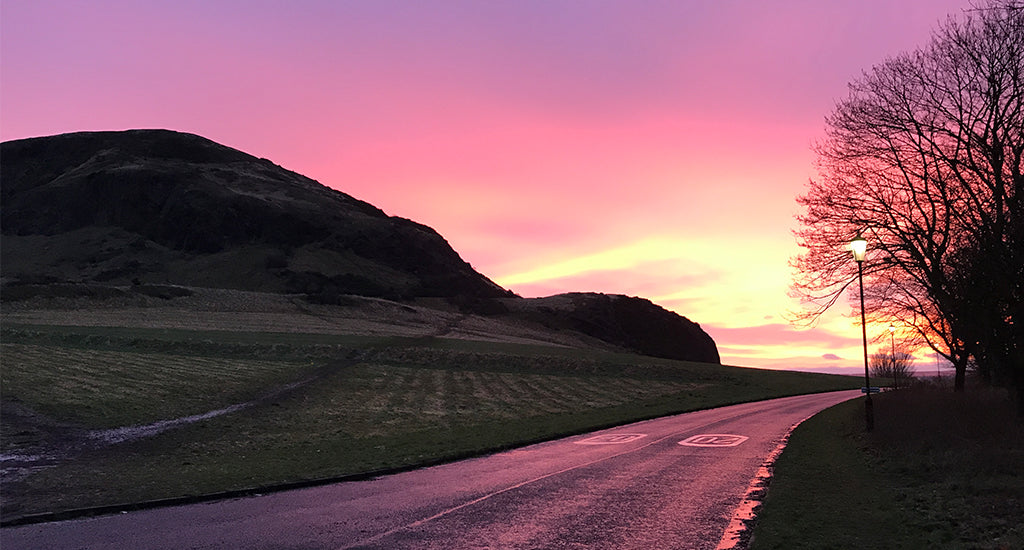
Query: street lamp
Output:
[[852, 233, 874, 431], [889, 323, 897, 390]]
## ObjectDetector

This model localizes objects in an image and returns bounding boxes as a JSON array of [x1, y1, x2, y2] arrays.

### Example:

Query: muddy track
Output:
[[0, 357, 357, 486]]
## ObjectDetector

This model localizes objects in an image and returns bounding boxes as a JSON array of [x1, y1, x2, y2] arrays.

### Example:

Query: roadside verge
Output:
[[748, 389, 1024, 549]]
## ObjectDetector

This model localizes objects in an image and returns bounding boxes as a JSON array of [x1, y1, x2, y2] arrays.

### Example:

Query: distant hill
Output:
[[0, 129, 719, 364], [508, 293, 720, 364]]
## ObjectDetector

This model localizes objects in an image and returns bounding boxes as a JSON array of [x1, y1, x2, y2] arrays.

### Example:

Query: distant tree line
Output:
[[870, 352, 915, 391], [791, 1, 1023, 414]]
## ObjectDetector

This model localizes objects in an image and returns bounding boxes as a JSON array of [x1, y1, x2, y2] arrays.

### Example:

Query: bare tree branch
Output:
[[791, 1, 1023, 400]]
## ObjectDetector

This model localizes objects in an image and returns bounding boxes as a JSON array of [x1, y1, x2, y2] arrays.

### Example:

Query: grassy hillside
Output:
[[1, 322, 860, 522]]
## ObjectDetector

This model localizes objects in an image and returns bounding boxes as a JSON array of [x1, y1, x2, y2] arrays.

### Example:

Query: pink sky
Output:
[[1, 0, 971, 375]]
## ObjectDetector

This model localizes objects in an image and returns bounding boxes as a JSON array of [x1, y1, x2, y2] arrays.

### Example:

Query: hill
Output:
[[0, 129, 507, 300], [1, 129, 718, 363]]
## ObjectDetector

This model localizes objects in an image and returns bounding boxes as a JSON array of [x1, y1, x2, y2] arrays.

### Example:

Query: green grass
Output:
[[751, 388, 1024, 550], [1, 343, 316, 428], [1, 323, 861, 520]]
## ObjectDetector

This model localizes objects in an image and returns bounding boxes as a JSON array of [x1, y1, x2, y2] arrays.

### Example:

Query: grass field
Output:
[[750, 387, 1024, 550], [1, 322, 861, 521]]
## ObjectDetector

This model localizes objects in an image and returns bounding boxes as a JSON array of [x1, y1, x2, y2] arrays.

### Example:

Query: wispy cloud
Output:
[[497, 237, 703, 288]]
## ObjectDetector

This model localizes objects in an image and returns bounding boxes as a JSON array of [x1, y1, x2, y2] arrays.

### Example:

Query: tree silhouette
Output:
[[791, 1, 1023, 411]]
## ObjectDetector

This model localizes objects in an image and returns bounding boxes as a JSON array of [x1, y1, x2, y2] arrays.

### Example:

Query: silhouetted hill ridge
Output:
[[1, 129, 505, 300], [1, 129, 720, 363], [510, 293, 720, 364]]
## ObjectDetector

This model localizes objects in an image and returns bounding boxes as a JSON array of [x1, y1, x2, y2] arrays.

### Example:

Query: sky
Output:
[[1, 0, 972, 375]]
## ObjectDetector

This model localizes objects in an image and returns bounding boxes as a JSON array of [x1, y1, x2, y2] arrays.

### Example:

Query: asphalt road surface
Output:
[[2, 390, 859, 550]]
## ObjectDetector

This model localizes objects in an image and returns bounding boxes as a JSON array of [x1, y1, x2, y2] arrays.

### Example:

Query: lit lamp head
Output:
[[851, 234, 868, 262], [889, 324, 896, 334]]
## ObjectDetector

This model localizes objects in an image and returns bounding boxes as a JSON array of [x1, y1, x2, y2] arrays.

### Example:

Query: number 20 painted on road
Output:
[[679, 434, 749, 447]]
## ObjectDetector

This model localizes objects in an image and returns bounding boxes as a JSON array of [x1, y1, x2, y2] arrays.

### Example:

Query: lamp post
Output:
[[889, 323, 897, 390], [852, 233, 874, 431]]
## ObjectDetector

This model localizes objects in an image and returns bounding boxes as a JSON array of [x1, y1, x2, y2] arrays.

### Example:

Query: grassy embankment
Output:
[[751, 387, 1024, 549], [1, 323, 860, 521]]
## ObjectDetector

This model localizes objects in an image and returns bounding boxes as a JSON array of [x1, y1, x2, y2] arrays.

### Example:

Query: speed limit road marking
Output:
[[679, 434, 749, 447], [576, 433, 647, 445]]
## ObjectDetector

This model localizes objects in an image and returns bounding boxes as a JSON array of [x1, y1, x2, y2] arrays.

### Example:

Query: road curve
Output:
[[2, 390, 859, 550]]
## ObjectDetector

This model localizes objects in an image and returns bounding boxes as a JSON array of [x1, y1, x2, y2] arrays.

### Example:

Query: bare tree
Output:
[[791, 1, 1023, 410], [870, 351, 916, 390]]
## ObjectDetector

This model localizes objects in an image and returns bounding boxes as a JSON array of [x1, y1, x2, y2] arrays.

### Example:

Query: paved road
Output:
[[2, 390, 859, 550]]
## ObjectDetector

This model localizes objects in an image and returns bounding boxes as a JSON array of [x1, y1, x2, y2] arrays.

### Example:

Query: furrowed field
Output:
[[1, 323, 860, 522]]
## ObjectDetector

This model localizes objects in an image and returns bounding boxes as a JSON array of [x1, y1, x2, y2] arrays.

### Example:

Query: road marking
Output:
[[339, 407, 766, 549], [575, 433, 647, 445], [679, 434, 749, 447]]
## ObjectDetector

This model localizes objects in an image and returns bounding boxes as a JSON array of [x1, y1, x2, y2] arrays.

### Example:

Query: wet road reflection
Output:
[[3, 391, 859, 550]]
